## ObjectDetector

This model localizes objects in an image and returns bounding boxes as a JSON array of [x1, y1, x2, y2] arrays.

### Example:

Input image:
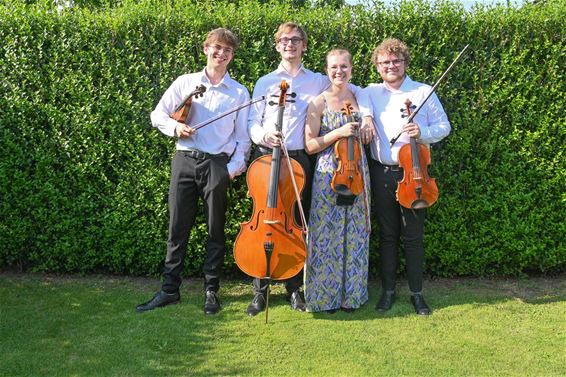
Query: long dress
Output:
[[304, 108, 371, 312]]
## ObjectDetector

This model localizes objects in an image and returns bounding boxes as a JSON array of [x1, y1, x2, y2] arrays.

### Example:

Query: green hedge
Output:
[[0, 0, 564, 278]]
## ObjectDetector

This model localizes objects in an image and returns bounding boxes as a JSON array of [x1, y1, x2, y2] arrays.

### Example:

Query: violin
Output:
[[331, 100, 364, 197], [233, 80, 307, 321], [170, 84, 206, 123], [396, 99, 439, 209]]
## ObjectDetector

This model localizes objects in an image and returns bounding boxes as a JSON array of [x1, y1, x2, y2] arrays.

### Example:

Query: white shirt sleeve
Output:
[[150, 76, 185, 137], [247, 80, 268, 146], [418, 93, 451, 144], [226, 89, 252, 178]]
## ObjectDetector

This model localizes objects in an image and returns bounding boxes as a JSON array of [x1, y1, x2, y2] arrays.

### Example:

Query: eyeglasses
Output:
[[377, 59, 405, 67], [207, 44, 233, 54], [278, 37, 303, 45]]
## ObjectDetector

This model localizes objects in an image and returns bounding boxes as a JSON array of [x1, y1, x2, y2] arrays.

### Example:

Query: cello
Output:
[[331, 101, 364, 197], [233, 80, 307, 322], [396, 99, 438, 209]]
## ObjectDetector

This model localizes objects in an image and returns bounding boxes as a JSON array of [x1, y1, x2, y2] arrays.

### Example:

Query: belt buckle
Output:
[[188, 149, 206, 160]]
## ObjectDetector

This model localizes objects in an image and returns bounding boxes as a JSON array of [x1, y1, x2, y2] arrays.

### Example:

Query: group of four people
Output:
[[136, 22, 451, 317]]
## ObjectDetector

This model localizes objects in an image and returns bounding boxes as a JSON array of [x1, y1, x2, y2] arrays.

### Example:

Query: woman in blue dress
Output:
[[304, 49, 371, 313]]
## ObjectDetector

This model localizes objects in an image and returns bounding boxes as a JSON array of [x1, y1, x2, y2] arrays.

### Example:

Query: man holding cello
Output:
[[359, 38, 451, 315], [244, 22, 333, 316], [136, 28, 251, 315]]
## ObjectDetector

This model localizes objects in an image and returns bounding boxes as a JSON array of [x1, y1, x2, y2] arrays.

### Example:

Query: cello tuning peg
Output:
[[288, 92, 297, 98], [268, 101, 277, 106], [287, 100, 296, 103]]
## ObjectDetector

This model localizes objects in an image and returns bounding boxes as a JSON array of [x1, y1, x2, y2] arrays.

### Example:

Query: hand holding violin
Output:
[[402, 122, 421, 138], [175, 123, 196, 138], [336, 121, 359, 139]]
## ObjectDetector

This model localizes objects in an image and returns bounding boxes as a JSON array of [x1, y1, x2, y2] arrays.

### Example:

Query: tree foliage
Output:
[[0, 0, 564, 277]]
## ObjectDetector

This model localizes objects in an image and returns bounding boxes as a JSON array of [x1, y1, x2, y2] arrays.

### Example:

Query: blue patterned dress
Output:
[[304, 109, 371, 312]]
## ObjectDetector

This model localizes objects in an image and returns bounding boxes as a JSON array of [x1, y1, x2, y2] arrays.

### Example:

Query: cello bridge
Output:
[[263, 220, 281, 224]]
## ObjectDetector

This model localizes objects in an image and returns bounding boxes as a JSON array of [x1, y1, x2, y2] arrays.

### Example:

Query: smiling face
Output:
[[326, 51, 352, 86], [275, 29, 307, 63], [371, 38, 410, 90], [203, 41, 234, 71], [202, 28, 238, 73], [375, 52, 406, 88]]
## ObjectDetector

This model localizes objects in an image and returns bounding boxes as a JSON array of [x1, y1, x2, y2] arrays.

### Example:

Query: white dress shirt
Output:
[[248, 64, 330, 151], [151, 69, 251, 177], [358, 75, 451, 165]]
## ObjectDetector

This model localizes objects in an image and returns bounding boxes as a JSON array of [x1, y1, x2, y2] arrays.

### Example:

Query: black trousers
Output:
[[250, 147, 313, 296], [368, 159, 426, 293], [162, 150, 230, 293]]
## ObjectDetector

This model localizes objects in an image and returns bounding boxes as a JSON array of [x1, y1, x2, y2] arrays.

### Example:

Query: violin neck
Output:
[[348, 136, 355, 161], [347, 114, 357, 161]]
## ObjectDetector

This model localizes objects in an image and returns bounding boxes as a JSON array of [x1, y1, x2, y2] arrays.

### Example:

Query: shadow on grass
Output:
[[1, 272, 565, 375], [307, 275, 566, 321]]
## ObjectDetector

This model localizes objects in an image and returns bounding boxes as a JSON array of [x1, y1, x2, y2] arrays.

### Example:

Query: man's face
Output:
[[203, 41, 234, 70], [275, 30, 306, 62], [376, 52, 406, 87]]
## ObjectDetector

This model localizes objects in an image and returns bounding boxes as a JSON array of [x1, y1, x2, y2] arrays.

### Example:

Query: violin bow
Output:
[[389, 44, 470, 146], [355, 139, 371, 234], [280, 140, 309, 242], [191, 95, 266, 130]]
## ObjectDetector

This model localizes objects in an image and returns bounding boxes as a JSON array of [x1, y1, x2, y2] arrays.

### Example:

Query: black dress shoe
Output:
[[411, 294, 432, 315], [204, 290, 221, 315], [136, 290, 180, 312], [325, 308, 338, 314], [246, 294, 266, 317], [375, 291, 396, 312], [287, 290, 306, 312]]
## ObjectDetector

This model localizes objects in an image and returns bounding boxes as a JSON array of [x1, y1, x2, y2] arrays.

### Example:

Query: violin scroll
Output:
[[170, 84, 206, 124]]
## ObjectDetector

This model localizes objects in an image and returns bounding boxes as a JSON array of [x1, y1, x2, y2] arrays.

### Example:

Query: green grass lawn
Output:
[[1, 273, 564, 377]]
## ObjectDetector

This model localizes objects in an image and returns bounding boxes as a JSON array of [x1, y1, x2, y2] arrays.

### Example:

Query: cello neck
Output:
[[266, 81, 289, 209], [266, 146, 282, 208]]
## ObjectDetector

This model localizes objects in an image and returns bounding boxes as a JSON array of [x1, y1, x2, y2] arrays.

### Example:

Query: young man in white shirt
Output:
[[137, 28, 251, 315], [359, 38, 451, 315], [245, 22, 332, 316]]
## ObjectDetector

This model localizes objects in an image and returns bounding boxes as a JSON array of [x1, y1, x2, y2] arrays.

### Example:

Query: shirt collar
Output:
[[384, 75, 413, 93], [275, 62, 306, 77], [200, 68, 231, 89]]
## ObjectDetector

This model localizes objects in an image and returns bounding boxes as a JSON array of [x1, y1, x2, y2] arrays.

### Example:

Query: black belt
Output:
[[182, 149, 227, 161], [377, 162, 401, 171], [259, 147, 303, 157]]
